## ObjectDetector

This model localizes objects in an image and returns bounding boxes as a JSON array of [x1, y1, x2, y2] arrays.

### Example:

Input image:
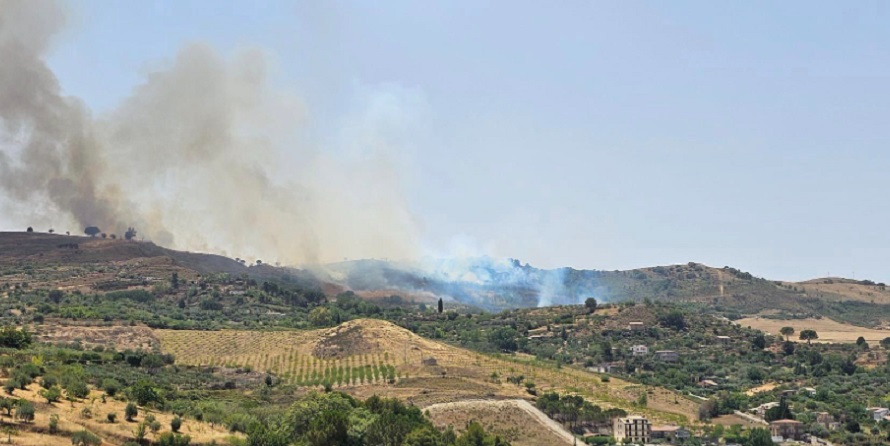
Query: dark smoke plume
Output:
[[0, 0, 421, 264]]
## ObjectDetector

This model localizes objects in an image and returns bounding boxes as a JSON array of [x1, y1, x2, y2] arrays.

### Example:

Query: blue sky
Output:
[[25, 1, 890, 281]]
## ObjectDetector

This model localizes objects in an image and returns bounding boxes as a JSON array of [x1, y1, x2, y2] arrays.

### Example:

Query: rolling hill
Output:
[[2, 231, 890, 326]]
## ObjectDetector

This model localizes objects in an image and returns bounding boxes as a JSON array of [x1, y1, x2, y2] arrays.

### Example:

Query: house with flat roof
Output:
[[631, 345, 649, 356], [867, 407, 889, 421], [769, 419, 803, 441], [654, 350, 679, 362], [651, 425, 691, 443]]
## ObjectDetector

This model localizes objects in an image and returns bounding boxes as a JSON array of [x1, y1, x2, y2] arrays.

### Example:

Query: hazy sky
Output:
[[6, 1, 890, 282]]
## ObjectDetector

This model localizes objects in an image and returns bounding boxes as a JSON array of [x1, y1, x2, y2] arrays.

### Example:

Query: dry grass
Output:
[[737, 317, 890, 343], [425, 399, 574, 446], [711, 414, 764, 429], [33, 323, 160, 352], [0, 382, 238, 446], [789, 279, 890, 304], [744, 382, 778, 396]]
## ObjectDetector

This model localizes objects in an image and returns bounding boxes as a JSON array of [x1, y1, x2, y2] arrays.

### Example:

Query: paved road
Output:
[[424, 399, 577, 445]]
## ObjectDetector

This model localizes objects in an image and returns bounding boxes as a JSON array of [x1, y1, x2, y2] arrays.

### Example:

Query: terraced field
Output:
[[156, 319, 699, 424]]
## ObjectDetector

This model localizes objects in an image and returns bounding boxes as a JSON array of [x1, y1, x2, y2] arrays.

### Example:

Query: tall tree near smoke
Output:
[[0, 0, 422, 265]]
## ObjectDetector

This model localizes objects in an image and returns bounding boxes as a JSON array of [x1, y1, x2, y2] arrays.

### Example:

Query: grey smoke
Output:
[[0, 0, 421, 264]]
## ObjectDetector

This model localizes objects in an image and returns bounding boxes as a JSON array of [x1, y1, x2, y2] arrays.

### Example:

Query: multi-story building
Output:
[[614, 415, 651, 444]]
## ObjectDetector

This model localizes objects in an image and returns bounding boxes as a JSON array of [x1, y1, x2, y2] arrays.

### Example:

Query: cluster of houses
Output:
[[747, 399, 890, 442]]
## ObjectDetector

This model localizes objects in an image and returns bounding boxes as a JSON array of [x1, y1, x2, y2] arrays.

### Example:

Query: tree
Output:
[[764, 398, 793, 422], [659, 311, 686, 330], [84, 226, 101, 237], [107, 413, 117, 423], [171, 416, 182, 433], [780, 326, 795, 341], [752, 334, 767, 350], [170, 272, 179, 290], [856, 336, 868, 349], [782, 340, 795, 356], [0, 326, 33, 349], [0, 425, 16, 445], [882, 337, 890, 349], [488, 327, 520, 353], [125, 227, 137, 240], [437, 298, 443, 314], [799, 329, 819, 344], [39, 386, 62, 403], [309, 307, 334, 327], [102, 378, 121, 396], [130, 381, 161, 406], [71, 430, 102, 446], [26, 226, 33, 233], [0, 398, 14, 416], [584, 297, 597, 313], [15, 400, 35, 423], [125, 402, 138, 421], [747, 428, 774, 446]]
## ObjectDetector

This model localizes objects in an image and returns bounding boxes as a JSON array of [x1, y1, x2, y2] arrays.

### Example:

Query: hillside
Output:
[[0, 231, 322, 295], [154, 318, 698, 424], [318, 258, 890, 326], [4, 231, 890, 327]]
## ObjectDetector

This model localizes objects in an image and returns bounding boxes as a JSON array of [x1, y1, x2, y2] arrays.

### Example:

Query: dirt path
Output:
[[424, 399, 576, 445]]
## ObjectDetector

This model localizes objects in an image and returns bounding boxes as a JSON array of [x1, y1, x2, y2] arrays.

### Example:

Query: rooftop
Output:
[[770, 419, 802, 425]]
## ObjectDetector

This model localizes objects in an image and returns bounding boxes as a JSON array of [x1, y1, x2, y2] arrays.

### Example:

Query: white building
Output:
[[867, 407, 889, 421], [614, 415, 651, 444], [631, 345, 649, 356]]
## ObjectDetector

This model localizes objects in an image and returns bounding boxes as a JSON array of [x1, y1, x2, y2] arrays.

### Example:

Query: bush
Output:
[[107, 412, 117, 423], [157, 432, 191, 446], [64, 378, 90, 399], [49, 413, 60, 434], [71, 430, 102, 446], [39, 386, 62, 403], [126, 402, 138, 421], [171, 416, 182, 433], [102, 378, 121, 397]]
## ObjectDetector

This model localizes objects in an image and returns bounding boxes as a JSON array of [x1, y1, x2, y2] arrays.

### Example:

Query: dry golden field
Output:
[[0, 383, 238, 446], [737, 316, 890, 343]]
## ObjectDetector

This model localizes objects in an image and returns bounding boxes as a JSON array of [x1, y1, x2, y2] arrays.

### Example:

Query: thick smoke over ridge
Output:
[[0, 1, 421, 264], [317, 256, 606, 309]]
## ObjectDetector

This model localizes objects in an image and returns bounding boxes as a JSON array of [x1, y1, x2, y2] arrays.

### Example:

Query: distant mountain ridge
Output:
[[2, 231, 890, 325]]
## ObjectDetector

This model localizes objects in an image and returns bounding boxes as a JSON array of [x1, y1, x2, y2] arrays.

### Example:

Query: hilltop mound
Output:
[[313, 318, 450, 360]]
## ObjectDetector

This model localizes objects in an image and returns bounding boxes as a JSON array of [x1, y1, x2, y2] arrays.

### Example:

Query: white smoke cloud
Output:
[[0, 0, 423, 265]]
